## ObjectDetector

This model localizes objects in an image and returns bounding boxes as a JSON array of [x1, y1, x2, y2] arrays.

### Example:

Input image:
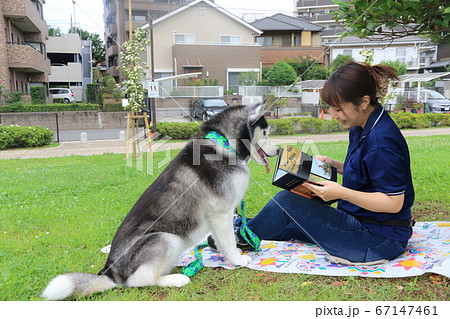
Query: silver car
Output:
[[424, 90, 450, 113], [49, 88, 76, 103]]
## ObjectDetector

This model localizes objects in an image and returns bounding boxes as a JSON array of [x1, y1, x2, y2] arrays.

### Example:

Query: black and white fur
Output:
[[41, 103, 279, 300]]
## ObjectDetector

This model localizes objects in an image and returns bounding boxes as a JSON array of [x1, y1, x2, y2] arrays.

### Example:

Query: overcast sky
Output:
[[43, 0, 295, 36]]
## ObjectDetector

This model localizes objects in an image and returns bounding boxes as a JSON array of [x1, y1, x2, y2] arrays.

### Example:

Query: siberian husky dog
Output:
[[41, 102, 279, 300]]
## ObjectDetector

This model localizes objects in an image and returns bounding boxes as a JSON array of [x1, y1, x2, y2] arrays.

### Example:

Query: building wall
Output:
[[152, 1, 259, 72], [331, 44, 423, 70], [47, 34, 81, 54], [261, 47, 325, 68], [0, 0, 49, 96], [172, 44, 260, 87]]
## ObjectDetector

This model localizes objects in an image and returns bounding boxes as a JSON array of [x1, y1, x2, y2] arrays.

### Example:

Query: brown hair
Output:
[[321, 62, 399, 108]]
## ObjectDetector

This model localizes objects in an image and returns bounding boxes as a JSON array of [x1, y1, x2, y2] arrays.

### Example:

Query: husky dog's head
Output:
[[201, 102, 279, 172]]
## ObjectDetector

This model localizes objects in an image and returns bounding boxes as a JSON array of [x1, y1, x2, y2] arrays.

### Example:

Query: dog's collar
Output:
[[205, 131, 240, 158]]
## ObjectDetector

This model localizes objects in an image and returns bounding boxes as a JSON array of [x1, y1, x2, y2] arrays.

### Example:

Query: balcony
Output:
[[297, 0, 337, 8], [2, 0, 48, 35], [106, 44, 119, 58], [49, 63, 82, 83], [6, 42, 50, 74]]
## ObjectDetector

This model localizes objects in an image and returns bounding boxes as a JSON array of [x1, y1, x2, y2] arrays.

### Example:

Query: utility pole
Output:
[[150, 17, 156, 133], [128, 0, 133, 41]]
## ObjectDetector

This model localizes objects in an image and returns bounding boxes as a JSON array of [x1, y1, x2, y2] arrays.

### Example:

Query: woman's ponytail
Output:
[[364, 64, 399, 100]]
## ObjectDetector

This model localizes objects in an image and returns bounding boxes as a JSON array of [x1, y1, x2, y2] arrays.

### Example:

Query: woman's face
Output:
[[328, 97, 371, 129]]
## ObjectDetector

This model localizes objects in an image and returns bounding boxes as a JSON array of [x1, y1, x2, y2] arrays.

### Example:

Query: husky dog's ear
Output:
[[247, 101, 267, 123]]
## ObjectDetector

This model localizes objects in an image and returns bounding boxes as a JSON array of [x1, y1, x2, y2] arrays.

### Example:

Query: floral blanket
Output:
[[178, 222, 450, 278]]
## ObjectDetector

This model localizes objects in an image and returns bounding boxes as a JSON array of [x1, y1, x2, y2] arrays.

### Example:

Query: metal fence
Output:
[[158, 86, 224, 98], [238, 85, 303, 98]]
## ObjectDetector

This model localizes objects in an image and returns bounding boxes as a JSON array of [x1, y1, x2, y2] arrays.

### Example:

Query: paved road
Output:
[[1, 127, 449, 160]]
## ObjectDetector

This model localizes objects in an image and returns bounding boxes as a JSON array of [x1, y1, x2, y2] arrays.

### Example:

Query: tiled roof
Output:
[[251, 13, 324, 32]]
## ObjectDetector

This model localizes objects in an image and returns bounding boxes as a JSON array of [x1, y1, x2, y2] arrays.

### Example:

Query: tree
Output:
[[48, 26, 64, 37], [329, 54, 355, 73], [380, 60, 408, 75], [302, 64, 330, 80], [285, 56, 329, 80], [333, 0, 450, 44], [75, 28, 105, 67], [238, 71, 259, 86], [118, 27, 150, 112], [264, 61, 298, 86]]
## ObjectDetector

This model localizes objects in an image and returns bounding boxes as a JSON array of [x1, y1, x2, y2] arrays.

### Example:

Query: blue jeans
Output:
[[237, 190, 408, 263]]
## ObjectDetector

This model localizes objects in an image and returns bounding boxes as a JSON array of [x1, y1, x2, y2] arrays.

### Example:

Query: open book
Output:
[[272, 146, 338, 204]]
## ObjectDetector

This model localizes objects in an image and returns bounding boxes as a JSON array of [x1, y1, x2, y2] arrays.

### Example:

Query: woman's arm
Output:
[[316, 156, 344, 175], [302, 181, 405, 214]]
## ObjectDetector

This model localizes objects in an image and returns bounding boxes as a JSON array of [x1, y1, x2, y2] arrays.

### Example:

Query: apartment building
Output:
[[103, 0, 194, 83], [47, 33, 92, 102], [0, 0, 50, 101], [295, 0, 343, 42]]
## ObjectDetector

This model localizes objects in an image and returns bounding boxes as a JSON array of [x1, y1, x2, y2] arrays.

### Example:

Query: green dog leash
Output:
[[182, 200, 261, 277]]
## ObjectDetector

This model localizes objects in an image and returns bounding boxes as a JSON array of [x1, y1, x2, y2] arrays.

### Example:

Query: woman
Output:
[[210, 62, 415, 265]]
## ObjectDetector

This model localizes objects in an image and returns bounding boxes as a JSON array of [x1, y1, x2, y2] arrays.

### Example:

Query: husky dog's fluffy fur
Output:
[[41, 103, 279, 300]]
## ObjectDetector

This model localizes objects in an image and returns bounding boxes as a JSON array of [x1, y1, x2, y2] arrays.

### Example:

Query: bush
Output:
[[0, 125, 53, 149], [0, 103, 99, 112], [53, 98, 64, 103], [30, 86, 46, 104], [157, 122, 201, 140], [86, 83, 100, 104], [268, 118, 296, 135], [390, 113, 448, 129], [264, 61, 298, 86], [3, 91, 23, 104]]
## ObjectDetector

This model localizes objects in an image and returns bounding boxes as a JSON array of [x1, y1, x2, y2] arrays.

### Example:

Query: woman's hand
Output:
[[315, 156, 344, 175], [302, 180, 343, 202]]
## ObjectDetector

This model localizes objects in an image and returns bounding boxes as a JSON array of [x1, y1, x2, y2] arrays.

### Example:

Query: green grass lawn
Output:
[[0, 135, 448, 301]]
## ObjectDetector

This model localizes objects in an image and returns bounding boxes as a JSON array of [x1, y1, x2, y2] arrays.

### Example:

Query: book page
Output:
[[278, 146, 302, 174], [309, 157, 333, 183]]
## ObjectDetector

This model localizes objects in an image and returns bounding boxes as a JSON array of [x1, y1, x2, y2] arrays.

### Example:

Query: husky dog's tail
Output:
[[41, 273, 117, 300]]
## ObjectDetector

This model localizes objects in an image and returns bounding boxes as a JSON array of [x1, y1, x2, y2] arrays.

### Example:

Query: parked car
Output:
[[423, 89, 450, 113], [192, 98, 229, 121], [49, 88, 76, 103]]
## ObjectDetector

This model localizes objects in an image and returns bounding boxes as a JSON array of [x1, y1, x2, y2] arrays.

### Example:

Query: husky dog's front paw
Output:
[[228, 252, 252, 267]]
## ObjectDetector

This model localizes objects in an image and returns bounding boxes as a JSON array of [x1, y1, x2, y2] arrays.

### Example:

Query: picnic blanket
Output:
[[178, 222, 450, 278]]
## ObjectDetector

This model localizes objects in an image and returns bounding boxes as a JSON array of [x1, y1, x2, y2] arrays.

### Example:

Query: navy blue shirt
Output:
[[337, 104, 415, 241]]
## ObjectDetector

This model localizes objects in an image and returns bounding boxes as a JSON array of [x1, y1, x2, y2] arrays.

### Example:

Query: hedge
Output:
[[0, 125, 54, 150], [268, 117, 345, 135], [155, 113, 449, 140], [157, 122, 202, 140], [86, 83, 100, 104], [30, 86, 46, 104], [390, 113, 450, 129], [0, 103, 100, 112]]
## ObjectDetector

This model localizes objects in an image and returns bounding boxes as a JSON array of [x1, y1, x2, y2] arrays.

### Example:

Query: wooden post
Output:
[[125, 112, 153, 160]]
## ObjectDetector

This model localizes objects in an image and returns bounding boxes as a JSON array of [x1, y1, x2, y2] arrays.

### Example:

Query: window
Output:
[[282, 35, 291, 47], [256, 36, 272, 47], [343, 49, 352, 56], [221, 35, 241, 45], [294, 34, 301, 47], [174, 34, 195, 44], [396, 47, 406, 63]]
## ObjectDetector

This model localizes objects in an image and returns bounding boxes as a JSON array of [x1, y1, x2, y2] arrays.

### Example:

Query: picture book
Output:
[[272, 146, 338, 204]]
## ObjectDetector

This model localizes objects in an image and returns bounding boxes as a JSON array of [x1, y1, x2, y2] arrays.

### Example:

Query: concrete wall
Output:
[[0, 111, 129, 131]]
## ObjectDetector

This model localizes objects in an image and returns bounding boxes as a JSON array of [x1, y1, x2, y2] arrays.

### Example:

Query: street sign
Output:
[[145, 81, 159, 98]]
